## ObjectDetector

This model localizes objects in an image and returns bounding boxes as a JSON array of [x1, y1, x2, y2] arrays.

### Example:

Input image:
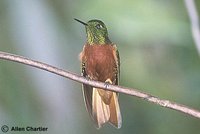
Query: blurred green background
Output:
[[0, 0, 200, 133]]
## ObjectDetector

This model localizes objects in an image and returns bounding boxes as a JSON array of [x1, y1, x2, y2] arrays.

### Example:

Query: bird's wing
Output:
[[112, 44, 120, 85], [81, 62, 94, 121]]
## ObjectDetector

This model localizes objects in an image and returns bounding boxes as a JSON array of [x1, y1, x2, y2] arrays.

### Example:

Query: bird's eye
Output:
[[96, 24, 103, 29]]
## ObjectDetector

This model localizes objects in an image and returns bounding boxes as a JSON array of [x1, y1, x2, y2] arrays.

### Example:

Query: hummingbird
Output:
[[75, 18, 122, 129]]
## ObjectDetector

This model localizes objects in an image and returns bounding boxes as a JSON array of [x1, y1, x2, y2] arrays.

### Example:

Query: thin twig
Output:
[[0, 51, 200, 119], [184, 0, 200, 56]]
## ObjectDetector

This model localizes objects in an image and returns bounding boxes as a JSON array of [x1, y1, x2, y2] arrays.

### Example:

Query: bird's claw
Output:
[[104, 81, 110, 89], [85, 76, 90, 81], [104, 79, 112, 89]]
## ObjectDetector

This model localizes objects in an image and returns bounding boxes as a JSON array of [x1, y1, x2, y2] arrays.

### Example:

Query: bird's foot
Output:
[[104, 79, 112, 89], [85, 76, 91, 81]]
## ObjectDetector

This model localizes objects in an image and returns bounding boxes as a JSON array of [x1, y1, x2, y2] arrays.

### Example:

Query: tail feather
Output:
[[92, 79, 122, 128], [109, 92, 122, 128], [92, 88, 110, 128], [92, 78, 121, 128]]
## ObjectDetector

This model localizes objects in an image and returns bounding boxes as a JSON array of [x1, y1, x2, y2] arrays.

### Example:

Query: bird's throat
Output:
[[86, 31, 111, 45]]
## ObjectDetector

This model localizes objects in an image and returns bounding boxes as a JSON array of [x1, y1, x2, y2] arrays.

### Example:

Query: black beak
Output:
[[74, 18, 88, 26]]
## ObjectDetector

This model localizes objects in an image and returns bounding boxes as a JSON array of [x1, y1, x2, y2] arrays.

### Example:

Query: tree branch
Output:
[[184, 0, 200, 56], [0, 51, 200, 119]]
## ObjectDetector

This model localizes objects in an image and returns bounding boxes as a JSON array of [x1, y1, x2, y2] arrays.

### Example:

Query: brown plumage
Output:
[[80, 44, 118, 84], [80, 44, 121, 128]]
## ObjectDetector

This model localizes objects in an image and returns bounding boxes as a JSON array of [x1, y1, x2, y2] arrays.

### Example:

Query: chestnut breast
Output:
[[81, 44, 117, 82]]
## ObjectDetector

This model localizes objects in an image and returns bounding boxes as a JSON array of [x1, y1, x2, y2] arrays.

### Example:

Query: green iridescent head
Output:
[[75, 19, 111, 45]]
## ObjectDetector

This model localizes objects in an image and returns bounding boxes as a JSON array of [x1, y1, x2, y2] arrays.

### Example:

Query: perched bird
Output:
[[75, 18, 122, 129]]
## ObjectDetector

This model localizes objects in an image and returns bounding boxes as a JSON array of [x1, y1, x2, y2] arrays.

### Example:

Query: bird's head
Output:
[[75, 19, 111, 45]]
